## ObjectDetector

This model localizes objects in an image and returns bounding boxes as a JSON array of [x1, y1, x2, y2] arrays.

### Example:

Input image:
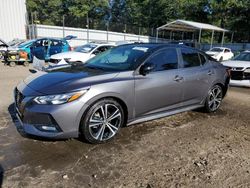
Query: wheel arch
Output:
[[78, 94, 129, 134]]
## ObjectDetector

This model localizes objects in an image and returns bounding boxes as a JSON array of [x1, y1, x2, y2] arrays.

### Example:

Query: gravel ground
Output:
[[0, 63, 250, 188]]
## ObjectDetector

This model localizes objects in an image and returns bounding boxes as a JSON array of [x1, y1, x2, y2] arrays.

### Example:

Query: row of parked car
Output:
[[1, 37, 250, 87], [0, 37, 140, 67]]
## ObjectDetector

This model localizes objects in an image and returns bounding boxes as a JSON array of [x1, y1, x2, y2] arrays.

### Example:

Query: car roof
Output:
[[87, 42, 115, 46], [211, 47, 230, 50], [118, 42, 198, 51]]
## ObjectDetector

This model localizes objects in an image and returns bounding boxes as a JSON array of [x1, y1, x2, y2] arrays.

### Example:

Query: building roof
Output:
[[157, 19, 228, 32]]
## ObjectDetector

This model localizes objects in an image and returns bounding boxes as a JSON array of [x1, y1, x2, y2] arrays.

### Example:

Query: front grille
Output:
[[231, 71, 244, 80], [50, 58, 60, 64]]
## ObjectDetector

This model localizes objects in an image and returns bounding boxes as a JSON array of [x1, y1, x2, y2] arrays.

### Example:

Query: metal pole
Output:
[[106, 22, 109, 43], [221, 31, 225, 46], [170, 31, 172, 41], [138, 27, 141, 41], [230, 32, 234, 43], [182, 31, 184, 40], [210, 30, 214, 49], [62, 15, 65, 38], [124, 24, 126, 41], [31, 12, 34, 39], [86, 13, 89, 43], [156, 29, 159, 42], [198, 29, 202, 44]]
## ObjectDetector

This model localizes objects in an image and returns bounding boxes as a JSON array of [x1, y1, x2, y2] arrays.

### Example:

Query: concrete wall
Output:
[[30, 24, 168, 47], [0, 0, 27, 42]]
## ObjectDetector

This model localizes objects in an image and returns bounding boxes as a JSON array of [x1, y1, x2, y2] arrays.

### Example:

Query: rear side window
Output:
[[199, 53, 207, 65], [181, 48, 201, 68], [148, 48, 178, 71]]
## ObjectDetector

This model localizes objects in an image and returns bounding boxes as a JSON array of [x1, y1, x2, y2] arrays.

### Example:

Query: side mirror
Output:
[[139, 63, 155, 76]]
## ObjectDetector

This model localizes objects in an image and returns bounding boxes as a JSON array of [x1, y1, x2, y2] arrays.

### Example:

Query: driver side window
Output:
[[147, 48, 178, 72]]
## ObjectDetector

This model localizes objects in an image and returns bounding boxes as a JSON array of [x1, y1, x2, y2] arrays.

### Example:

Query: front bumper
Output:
[[14, 88, 89, 139], [230, 79, 250, 87]]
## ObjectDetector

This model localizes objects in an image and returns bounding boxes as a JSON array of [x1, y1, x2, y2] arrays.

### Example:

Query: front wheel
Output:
[[203, 85, 223, 113], [80, 99, 124, 144]]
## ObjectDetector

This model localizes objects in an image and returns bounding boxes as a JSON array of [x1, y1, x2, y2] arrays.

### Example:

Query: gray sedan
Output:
[[14, 43, 230, 143]]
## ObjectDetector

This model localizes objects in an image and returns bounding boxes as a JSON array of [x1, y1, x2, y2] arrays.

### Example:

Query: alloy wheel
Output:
[[88, 103, 122, 141], [208, 86, 223, 112]]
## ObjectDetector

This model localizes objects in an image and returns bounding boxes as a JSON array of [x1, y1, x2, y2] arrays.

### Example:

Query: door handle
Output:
[[174, 75, 183, 82], [207, 70, 213, 75]]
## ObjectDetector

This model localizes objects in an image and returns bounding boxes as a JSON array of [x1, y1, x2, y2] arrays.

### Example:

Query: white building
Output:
[[0, 0, 27, 42]]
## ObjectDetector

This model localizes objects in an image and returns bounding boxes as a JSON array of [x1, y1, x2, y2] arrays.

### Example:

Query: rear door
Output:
[[135, 48, 183, 117], [49, 39, 63, 56], [178, 48, 213, 106]]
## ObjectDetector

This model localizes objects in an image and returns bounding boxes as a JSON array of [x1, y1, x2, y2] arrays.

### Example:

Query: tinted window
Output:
[[199, 53, 206, 65], [74, 44, 97, 53], [148, 48, 178, 71], [181, 48, 201, 68], [84, 44, 153, 71], [93, 46, 113, 55], [51, 40, 62, 46]]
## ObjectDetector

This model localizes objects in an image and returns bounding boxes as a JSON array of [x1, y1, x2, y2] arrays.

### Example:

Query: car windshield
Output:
[[84, 44, 154, 71], [210, 48, 223, 52], [233, 52, 250, 61], [74, 44, 97, 53]]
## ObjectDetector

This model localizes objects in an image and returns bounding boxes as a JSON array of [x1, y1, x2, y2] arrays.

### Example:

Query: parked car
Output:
[[0, 39, 9, 61], [14, 43, 230, 143], [49, 42, 115, 66], [222, 50, 250, 87], [206, 47, 234, 61], [115, 40, 143, 46], [7, 37, 71, 66]]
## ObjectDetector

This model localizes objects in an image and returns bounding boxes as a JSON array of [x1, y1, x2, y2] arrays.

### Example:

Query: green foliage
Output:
[[26, 0, 250, 42]]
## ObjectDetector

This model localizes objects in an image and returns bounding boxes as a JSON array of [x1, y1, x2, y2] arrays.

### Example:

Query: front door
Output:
[[135, 48, 183, 117]]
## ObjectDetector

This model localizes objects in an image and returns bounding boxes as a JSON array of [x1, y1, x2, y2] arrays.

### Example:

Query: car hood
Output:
[[221, 60, 250, 68], [51, 51, 90, 59], [23, 66, 119, 95]]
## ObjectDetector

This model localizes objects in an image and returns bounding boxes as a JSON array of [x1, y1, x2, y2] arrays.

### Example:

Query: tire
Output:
[[203, 85, 223, 113], [9, 61, 16, 67], [23, 61, 29, 67], [80, 98, 124, 144], [219, 57, 223, 62]]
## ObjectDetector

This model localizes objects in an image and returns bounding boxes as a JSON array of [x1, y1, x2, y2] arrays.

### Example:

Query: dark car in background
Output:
[[14, 43, 230, 143]]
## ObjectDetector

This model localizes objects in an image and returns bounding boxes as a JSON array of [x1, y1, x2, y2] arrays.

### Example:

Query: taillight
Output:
[[68, 46, 74, 51]]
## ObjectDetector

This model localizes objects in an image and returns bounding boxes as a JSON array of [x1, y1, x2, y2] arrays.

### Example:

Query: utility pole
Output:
[[86, 13, 89, 43], [62, 15, 65, 38]]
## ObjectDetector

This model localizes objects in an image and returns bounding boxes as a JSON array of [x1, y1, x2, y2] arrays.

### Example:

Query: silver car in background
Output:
[[14, 44, 230, 143]]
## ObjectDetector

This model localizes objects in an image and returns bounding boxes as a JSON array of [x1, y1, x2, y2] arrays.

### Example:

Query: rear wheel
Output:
[[23, 61, 29, 67], [80, 98, 124, 144], [9, 61, 16, 67], [204, 85, 223, 113]]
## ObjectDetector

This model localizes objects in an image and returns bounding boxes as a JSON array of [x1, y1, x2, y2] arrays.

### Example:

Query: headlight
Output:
[[244, 68, 250, 73], [33, 90, 87, 105]]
